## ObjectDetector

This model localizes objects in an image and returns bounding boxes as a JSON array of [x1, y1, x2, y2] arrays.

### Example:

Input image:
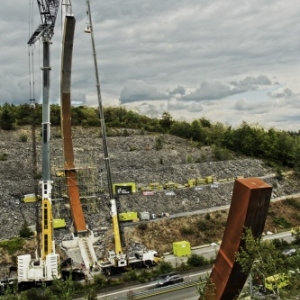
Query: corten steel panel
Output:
[[60, 16, 87, 233], [202, 178, 272, 300]]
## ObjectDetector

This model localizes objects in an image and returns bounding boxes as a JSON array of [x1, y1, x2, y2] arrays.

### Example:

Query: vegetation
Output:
[[1, 104, 300, 173], [19, 221, 34, 238], [0, 238, 24, 255], [187, 254, 210, 267], [235, 228, 300, 299], [0, 153, 8, 161]]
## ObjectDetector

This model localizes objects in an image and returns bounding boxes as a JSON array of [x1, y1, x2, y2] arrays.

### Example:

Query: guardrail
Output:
[[119, 280, 198, 299]]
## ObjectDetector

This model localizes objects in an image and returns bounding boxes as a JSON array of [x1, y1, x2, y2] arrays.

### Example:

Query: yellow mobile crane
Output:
[[17, 0, 60, 289], [85, 0, 159, 275]]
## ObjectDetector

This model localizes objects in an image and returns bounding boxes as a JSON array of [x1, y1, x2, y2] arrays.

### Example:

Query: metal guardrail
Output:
[[119, 280, 198, 299]]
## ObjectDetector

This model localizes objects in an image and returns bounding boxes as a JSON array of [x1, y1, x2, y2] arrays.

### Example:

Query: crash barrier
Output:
[[118, 280, 198, 300]]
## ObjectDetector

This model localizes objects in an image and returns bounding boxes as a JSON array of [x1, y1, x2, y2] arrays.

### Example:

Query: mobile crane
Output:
[[17, 0, 60, 288], [84, 0, 159, 275]]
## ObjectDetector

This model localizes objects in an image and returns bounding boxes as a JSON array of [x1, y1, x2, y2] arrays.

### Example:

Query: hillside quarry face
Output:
[[0, 126, 299, 256]]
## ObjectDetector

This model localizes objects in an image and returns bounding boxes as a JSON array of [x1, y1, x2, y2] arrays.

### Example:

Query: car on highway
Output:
[[155, 273, 184, 288]]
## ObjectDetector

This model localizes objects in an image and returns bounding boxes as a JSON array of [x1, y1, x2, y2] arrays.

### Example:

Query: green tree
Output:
[[236, 228, 300, 299], [170, 121, 191, 138], [187, 254, 209, 267], [158, 261, 173, 274], [159, 112, 173, 131], [190, 120, 205, 142], [0, 105, 15, 130], [19, 221, 33, 238], [46, 276, 76, 300]]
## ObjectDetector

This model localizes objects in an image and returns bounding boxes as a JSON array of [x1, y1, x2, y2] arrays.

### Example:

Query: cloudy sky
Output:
[[1, 1, 300, 131]]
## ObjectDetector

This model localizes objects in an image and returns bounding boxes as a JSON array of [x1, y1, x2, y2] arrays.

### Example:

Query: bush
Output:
[[196, 219, 214, 231], [0, 238, 25, 255], [93, 274, 105, 288], [155, 137, 163, 151], [18, 133, 28, 142], [286, 198, 300, 210], [180, 224, 195, 235], [123, 129, 130, 136], [187, 154, 193, 163], [273, 216, 292, 228], [187, 254, 209, 267], [137, 223, 147, 230], [0, 153, 8, 161], [19, 221, 34, 238], [205, 213, 211, 220], [272, 238, 289, 249], [158, 261, 173, 274]]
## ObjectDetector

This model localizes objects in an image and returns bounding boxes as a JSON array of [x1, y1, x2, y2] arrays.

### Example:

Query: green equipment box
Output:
[[173, 241, 191, 257]]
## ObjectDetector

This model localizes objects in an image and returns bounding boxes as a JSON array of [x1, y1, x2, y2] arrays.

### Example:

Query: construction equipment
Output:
[[17, 0, 60, 288], [85, 0, 159, 275]]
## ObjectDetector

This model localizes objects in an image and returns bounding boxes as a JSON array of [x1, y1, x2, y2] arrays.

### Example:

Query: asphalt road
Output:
[[145, 286, 199, 300], [94, 271, 204, 300], [89, 230, 294, 300]]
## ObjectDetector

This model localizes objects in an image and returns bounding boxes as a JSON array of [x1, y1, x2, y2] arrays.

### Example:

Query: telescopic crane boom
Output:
[[17, 0, 60, 286], [85, 0, 127, 269], [85, 2, 159, 275]]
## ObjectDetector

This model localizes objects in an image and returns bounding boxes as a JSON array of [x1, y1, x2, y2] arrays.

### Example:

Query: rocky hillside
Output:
[[0, 126, 300, 257]]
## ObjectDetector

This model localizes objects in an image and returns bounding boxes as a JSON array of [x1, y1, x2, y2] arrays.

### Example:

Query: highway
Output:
[[94, 271, 206, 300], [143, 286, 199, 300], [83, 231, 294, 300]]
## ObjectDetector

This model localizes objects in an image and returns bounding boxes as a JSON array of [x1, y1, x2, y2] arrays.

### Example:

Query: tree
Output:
[[45, 276, 76, 300], [158, 261, 173, 274], [159, 112, 173, 131], [187, 254, 209, 267], [19, 221, 33, 238], [0, 105, 15, 130], [235, 228, 300, 299]]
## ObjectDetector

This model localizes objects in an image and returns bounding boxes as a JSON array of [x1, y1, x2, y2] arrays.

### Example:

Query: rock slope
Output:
[[0, 126, 299, 243]]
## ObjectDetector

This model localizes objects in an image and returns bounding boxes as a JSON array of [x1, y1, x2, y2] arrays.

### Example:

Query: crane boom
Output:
[[28, 0, 60, 45], [85, 0, 125, 261]]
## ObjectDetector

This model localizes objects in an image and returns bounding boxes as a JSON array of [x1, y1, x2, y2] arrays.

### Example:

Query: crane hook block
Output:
[[84, 25, 91, 33]]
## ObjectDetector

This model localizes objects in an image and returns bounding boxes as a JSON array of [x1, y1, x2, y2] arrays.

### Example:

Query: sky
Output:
[[1, 0, 300, 131]]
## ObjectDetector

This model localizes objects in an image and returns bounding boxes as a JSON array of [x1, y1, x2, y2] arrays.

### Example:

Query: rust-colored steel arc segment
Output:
[[60, 16, 87, 233], [202, 178, 272, 300]]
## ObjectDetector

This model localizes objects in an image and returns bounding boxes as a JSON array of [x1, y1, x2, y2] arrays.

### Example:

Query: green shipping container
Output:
[[206, 176, 213, 183], [118, 211, 138, 222], [53, 218, 66, 229], [196, 178, 206, 185], [173, 241, 191, 257]]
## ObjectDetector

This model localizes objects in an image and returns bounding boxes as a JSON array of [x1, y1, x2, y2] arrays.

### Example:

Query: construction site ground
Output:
[[0, 126, 300, 275]]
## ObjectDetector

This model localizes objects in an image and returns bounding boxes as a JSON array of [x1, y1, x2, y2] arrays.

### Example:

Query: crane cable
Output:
[[28, 0, 35, 104]]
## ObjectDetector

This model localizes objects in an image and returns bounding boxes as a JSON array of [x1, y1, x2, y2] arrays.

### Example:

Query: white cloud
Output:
[[119, 80, 169, 103], [1, 0, 299, 131]]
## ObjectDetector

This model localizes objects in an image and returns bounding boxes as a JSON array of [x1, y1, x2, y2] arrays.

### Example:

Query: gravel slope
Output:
[[0, 126, 299, 242]]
